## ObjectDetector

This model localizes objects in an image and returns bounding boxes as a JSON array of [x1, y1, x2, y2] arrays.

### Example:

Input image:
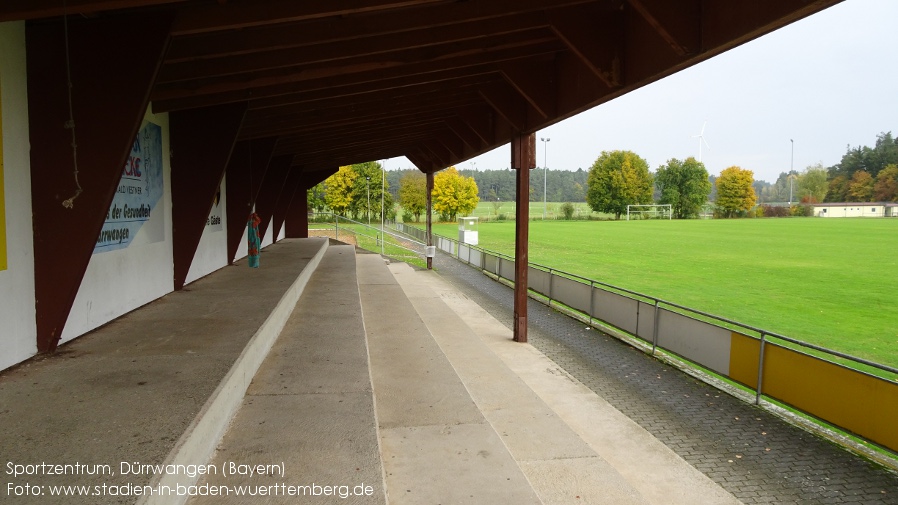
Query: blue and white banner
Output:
[[94, 121, 164, 253]]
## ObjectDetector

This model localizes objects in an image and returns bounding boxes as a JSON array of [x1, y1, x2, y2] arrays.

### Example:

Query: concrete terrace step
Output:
[[379, 259, 743, 505], [0, 238, 329, 505], [187, 245, 385, 505]]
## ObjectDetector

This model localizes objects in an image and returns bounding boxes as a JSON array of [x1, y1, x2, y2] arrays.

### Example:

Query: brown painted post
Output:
[[171, 102, 247, 290], [225, 138, 276, 263], [283, 182, 310, 239], [253, 155, 292, 241], [26, 13, 174, 352], [426, 171, 434, 270], [512, 133, 536, 342], [272, 168, 303, 239]]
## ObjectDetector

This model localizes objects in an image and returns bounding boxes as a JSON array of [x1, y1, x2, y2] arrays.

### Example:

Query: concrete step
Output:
[[0, 238, 329, 505], [187, 245, 385, 504], [384, 260, 742, 505], [357, 254, 543, 505]]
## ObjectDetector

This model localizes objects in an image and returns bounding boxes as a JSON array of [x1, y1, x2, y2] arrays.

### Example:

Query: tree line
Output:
[[754, 132, 898, 204], [311, 131, 896, 222]]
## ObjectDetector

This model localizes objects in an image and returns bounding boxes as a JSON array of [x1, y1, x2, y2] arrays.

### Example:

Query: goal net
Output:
[[626, 204, 672, 220]]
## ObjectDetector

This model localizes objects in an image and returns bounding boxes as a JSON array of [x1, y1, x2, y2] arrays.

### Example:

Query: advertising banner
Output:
[[94, 121, 164, 253]]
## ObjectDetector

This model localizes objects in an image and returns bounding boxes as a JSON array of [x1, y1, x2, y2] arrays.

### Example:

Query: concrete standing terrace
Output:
[[1, 239, 895, 504]]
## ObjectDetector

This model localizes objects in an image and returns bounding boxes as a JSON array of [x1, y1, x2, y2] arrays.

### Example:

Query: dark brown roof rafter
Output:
[[165, 0, 618, 62], [152, 30, 561, 101], [158, 12, 552, 84], [247, 73, 500, 111], [240, 95, 484, 140], [170, 0, 449, 36]]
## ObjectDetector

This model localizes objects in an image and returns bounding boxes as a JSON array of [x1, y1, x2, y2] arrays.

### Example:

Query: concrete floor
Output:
[[3, 239, 895, 504]]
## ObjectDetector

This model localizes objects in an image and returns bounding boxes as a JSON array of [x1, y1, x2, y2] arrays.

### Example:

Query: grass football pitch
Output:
[[431, 218, 898, 368]]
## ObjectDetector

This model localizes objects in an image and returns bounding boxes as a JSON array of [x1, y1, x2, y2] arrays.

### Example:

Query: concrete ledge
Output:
[[139, 239, 328, 505]]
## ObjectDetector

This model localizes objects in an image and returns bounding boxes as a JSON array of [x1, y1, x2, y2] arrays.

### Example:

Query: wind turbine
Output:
[[692, 120, 711, 162]]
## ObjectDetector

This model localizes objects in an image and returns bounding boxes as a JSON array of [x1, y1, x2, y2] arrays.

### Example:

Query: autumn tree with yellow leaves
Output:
[[715, 166, 757, 217], [432, 166, 479, 221]]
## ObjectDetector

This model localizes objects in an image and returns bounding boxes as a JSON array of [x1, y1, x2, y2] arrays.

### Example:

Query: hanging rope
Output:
[[61, 1, 83, 209]]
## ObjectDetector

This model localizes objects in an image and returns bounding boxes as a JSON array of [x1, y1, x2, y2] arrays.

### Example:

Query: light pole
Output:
[[366, 176, 371, 226], [789, 139, 794, 205], [540, 137, 550, 219], [381, 161, 385, 254]]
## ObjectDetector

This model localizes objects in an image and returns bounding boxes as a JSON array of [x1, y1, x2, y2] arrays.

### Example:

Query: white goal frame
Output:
[[626, 204, 672, 221]]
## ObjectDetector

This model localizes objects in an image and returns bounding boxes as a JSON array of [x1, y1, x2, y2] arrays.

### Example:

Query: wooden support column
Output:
[[26, 13, 174, 352], [426, 171, 434, 270], [171, 102, 247, 290], [272, 168, 303, 239], [512, 133, 536, 342], [283, 179, 309, 239], [225, 137, 276, 263], [285, 169, 335, 238], [253, 155, 292, 241]]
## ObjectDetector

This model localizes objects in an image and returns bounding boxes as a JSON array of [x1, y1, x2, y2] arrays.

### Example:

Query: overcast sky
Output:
[[385, 0, 897, 184]]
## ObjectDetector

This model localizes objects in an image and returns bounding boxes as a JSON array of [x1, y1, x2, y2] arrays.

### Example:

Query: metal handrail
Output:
[[408, 224, 898, 378]]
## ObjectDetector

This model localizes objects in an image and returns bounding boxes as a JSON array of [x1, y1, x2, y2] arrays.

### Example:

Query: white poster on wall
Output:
[[94, 121, 164, 253]]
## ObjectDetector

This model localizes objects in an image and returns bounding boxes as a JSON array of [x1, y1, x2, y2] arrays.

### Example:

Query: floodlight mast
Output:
[[541, 137, 550, 219]]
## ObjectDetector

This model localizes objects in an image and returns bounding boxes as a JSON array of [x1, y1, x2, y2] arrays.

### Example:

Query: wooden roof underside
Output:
[[3, 0, 842, 175]]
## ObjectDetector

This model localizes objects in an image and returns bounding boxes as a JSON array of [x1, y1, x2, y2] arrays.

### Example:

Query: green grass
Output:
[[462, 201, 606, 220], [431, 218, 898, 368], [313, 221, 427, 269]]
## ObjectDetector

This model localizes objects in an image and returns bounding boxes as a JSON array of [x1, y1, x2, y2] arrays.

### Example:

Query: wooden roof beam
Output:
[[166, 0, 614, 61], [627, 0, 702, 57], [549, 4, 623, 88], [151, 43, 559, 111], [170, 0, 446, 36], [247, 74, 499, 111], [0, 0, 184, 22], [240, 96, 482, 138], [160, 13, 549, 84], [499, 57, 558, 120]]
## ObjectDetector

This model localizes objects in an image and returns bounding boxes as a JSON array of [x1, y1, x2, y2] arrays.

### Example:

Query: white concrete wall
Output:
[[61, 107, 174, 343], [261, 216, 275, 248], [0, 22, 38, 370], [184, 175, 229, 285]]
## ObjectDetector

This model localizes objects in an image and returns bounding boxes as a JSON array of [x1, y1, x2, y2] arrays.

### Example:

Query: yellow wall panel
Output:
[[0, 75, 6, 272], [728, 332, 761, 388], [762, 343, 898, 453]]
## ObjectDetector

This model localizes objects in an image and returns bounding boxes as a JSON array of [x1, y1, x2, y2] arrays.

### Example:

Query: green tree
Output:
[[586, 150, 654, 220], [307, 182, 328, 212], [715, 166, 757, 218], [654, 157, 711, 219], [398, 171, 427, 222], [846, 170, 874, 202], [796, 163, 828, 204], [873, 164, 898, 201], [432, 166, 479, 221], [825, 175, 850, 202], [347, 161, 392, 220], [324, 166, 357, 217]]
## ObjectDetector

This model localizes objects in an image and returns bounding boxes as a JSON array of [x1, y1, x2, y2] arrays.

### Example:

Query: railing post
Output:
[[588, 280, 595, 327], [548, 269, 554, 307], [756, 332, 767, 405], [651, 300, 660, 355]]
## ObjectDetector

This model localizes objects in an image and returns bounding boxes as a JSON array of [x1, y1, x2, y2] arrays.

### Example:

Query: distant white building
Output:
[[811, 202, 898, 217]]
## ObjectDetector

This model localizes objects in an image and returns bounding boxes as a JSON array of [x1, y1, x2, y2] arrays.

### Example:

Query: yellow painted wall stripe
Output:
[[762, 343, 898, 453], [728, 332, 760, 388], [0, 75, 6, 272]]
